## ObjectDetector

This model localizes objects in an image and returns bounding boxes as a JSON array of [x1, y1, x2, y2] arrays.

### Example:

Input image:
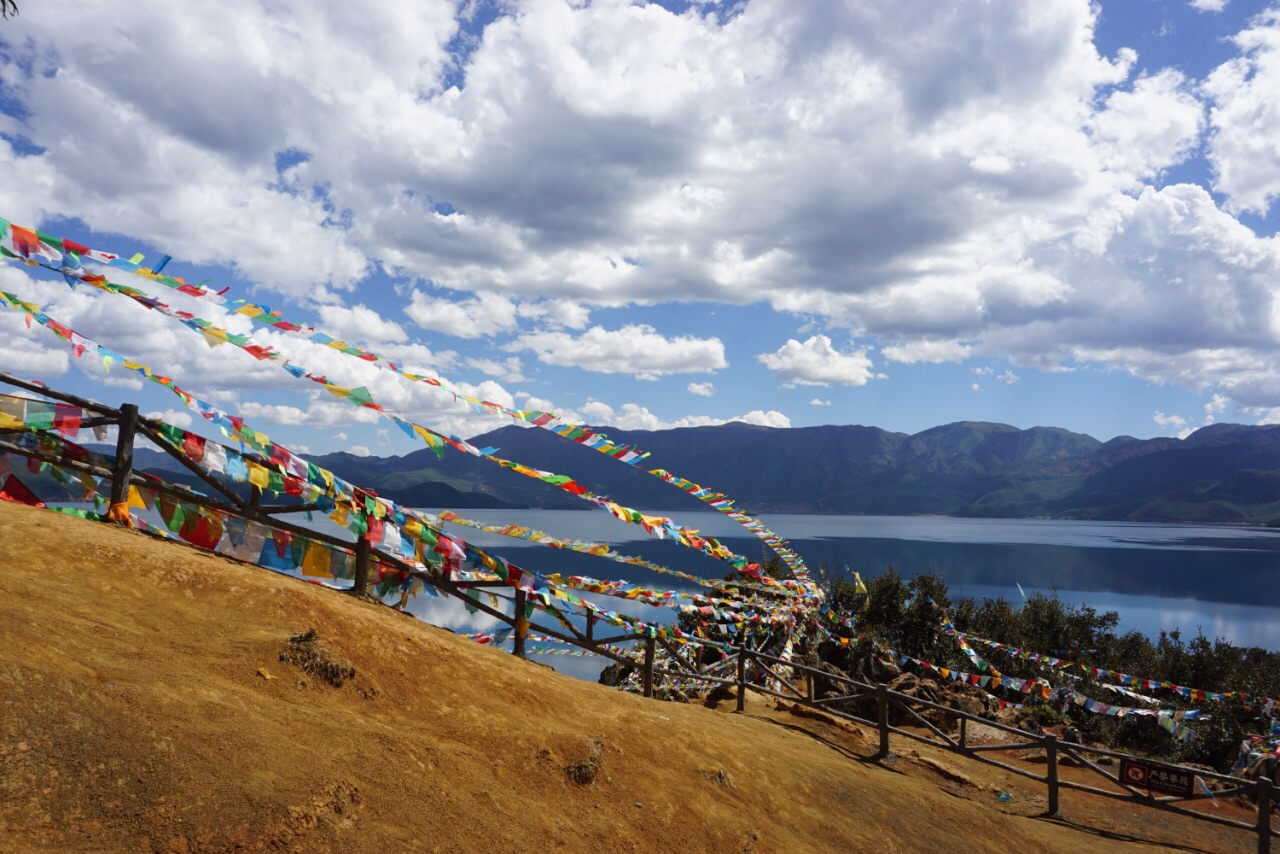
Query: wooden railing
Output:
[[653, 644, 1279, 854], [0, 371, 647, 666]]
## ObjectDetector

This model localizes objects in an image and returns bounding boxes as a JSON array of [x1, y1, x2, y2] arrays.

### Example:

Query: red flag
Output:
[[53, 404, 81, 437], [0, 474, 45, 507]]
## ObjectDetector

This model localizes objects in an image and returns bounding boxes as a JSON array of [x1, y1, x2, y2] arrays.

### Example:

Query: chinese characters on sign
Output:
[[1119, 757, 1195, 798]]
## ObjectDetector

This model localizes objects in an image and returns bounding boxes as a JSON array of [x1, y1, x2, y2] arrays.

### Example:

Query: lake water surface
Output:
[[420, 510, 1280, 651]]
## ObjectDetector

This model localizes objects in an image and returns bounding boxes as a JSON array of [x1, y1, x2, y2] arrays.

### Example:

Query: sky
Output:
[[2, 0, 1280, 459]]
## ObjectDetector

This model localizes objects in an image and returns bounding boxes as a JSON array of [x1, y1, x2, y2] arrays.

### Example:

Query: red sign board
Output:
[[1119, 757, 1195, 798]]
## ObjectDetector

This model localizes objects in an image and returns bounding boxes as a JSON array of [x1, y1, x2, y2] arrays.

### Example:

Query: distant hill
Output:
[[106, 420, 1280, 523], [308, 420, 1280, 524]]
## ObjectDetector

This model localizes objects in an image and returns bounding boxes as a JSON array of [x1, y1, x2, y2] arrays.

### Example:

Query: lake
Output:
[[410, 510, 1280, 653]]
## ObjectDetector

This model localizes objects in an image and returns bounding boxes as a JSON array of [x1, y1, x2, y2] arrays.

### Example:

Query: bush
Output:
[[826, 569, 1280, 771]]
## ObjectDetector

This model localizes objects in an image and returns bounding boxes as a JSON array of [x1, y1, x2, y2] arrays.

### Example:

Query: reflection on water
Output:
[[423, 510, 1280, 651]]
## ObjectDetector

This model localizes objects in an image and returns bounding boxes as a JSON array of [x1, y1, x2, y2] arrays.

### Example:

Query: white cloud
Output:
[[467, 356, 527, 383], [972, 368, 1013, 384], [143, 409, 193, 429], [882, 340, 973, 365], [809, 398, 831, 406], [1190, 0, 1229, 12], [1204, 11, 1280, 215], [349, 445, 372, 457], [1153, 411, 1187, 429], [1204, 392, 1230, 424], [315, 304, 407, 345], [576, 400, 789, 430], [405, 291, 520, 339], [510, 324, 726, 377], [6, 1, 1280, 420], [757, 336, 875, 387], [687, 381, 716, 397], [240, 398, 380, 428], [1090, 69, 1204, 181], [0, 309, 69, 376], [517, 299, 592, 329], [739, 409, 791, 428]]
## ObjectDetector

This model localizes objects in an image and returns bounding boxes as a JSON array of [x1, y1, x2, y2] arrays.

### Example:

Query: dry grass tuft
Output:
[[701, 768, 735, 788], [565, 735, 606, 786], [279, 628, 356, 688]]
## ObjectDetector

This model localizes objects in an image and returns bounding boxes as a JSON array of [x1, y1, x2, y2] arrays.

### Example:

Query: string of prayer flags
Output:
[[0, 215, 808, 582], [935, 607, 1275, 711], [0, 287, 765, 575]]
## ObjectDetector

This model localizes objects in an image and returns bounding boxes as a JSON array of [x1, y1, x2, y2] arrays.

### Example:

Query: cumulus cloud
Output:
[[687, 381, 716, 397], [757, 336, 875, 387], [1190, 0, 1229, 12], [517, 299, 592, 329], [510, 324, 726, 377], [1204, 11, 1280, 215], [1204, 392, 1230, 424], [881, 340, 972, 365], [1089, 69, 1204, 181], [315, 304, 407, 345], [0, 308, 69, 376], [144, 409, 193, 429], [577, 400, 790, 430], [1153, 411, 1187, 429], [6, 1, 1280, 421], [809, 398, 831, 406], [467, 356, 527, 383], [405, 291, 520, 339]]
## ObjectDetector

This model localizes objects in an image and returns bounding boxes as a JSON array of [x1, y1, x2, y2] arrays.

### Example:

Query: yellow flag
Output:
[[300, 542, 334, 578], [247, 462, 270, 490]]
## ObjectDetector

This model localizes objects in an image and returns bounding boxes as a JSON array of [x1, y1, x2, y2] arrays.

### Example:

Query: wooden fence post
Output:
[[1258, 775, 1273, 854], [352, 534, 371, 598], [108, 403, 138, 520], [642, 635, 656, 698], [513, 589, 527, 659], [1045, 734, 1060, 817], [736, 647, 747, 712], [877, 684, 890, 760], [959, 716, 968, 750]]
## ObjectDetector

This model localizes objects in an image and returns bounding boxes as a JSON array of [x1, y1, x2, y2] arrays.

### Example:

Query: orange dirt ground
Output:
[[0, 499, 1269, 852]]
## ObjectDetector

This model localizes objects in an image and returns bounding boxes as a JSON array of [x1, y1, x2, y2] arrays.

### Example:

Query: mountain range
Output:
[[263, 419, 1280, 525], [112, 420, 1280, 524]]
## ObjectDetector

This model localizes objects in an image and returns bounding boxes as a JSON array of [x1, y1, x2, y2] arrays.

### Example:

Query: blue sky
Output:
[[2, 0, 1280, 457]]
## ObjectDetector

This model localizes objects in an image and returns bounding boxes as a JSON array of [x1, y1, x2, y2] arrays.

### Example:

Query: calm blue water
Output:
[[414, 510, 1280, 652]]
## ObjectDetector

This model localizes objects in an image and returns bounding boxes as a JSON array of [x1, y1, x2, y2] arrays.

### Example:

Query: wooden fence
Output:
[[0, 370, 1276, 852]]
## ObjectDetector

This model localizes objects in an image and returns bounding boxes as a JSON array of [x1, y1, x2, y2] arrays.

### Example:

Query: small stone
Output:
[[634, 802, 643, 808], [16, 741, 29, 752]]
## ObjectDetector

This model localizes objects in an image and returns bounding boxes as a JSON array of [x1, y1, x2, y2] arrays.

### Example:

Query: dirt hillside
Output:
[[0, 500, 1262, 852]]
